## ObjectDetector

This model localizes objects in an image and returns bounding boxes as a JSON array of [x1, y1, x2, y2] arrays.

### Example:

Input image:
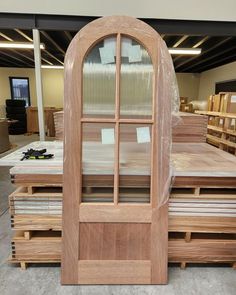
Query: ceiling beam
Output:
[[173, 35, 188, 47], [64, 31, 72, 42], [9, 49, 35, 65], [44, 50, 64, 65], [1, 13, 236, 35], [180, 40, 236, 72], [0, 51, 32, 67], [14, 28, 32, 42], [14, 28, 55, 65], [0, 55, 20, 67], [173, 36, 209, 63], [175, 36, 233, 70], [189, 52, 236, 73], [40, 30, 66, 55], [0, 32, 13, 41], [192, 36, 210, 48]]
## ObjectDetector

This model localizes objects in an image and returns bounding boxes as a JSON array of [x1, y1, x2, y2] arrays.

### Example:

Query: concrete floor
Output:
[[0, 135, 235, 295]]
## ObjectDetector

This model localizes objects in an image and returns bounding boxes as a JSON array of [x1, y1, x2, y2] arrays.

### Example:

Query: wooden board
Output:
[[172, 112, 207, 143], [26, 106, 62, 135]]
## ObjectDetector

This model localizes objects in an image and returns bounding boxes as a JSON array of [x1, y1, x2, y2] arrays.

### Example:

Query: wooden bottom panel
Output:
[[77, 260, 151, 284], [79, 223, 151, 260]]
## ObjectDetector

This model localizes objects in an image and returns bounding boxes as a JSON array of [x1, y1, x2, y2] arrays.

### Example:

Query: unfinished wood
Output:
[[4, 142, 236, 179], [78, 260, 151, 284], [151, 203, 169, 284], [10, 232, 236, 267], [20, 262, 27, 270], [79, 223, 150, 260], [172, 112, 207, 143], [169, 216, 236, 233], [185, 232, 191, 242], [26, 106, 62, 135], [169, 238, 236, 263], [79, 204, 151, 223], [212, 94, 221, 112], [62, 16, 172, 284], [12, 231, 61, 261], [195, 111, 236, 119], [24, 231, 31, 240]]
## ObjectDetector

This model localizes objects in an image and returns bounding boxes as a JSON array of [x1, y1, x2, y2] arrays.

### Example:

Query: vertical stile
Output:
[[150, 54, 156, 208], [114, 33, 121, 205]]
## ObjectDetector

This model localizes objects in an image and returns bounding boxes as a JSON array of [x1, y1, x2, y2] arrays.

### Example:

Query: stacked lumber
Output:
[[11, 231, 61, 269], [11, 231, 236, 269], [53, 111, 208, 143], [169, 232, 236, 265], [2, 141, 235, 269], [172, 112, 208, 143], [26, 107, 62, 136], [53, 111, 64, 140]]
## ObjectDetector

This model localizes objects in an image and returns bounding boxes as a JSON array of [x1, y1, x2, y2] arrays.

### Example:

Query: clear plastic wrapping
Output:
[[63, 16, 180, 208]]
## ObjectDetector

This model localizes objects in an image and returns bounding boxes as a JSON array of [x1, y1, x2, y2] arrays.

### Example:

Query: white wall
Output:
[[0, 67, 63, 117], [176, 73, 200, 101], [198, 61, 236, 101], [0, 0, 236, 21]]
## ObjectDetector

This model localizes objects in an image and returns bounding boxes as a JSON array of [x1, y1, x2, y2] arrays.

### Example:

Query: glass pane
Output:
[[82, 123, 115, 202], [120, 37, 153, 119], [119, 124, 151, 203], [11, 78, 30, 106], [83, 37, 116, 118]]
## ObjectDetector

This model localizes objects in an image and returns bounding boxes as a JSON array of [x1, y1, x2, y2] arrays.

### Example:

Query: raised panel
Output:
[[79, 223, 151, 260]]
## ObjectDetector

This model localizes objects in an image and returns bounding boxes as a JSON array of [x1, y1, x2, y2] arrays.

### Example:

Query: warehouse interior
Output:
[[0, 2, 236, 294]]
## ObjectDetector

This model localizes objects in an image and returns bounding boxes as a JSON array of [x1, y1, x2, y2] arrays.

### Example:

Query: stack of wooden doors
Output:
[[62, 15, 176, 284]]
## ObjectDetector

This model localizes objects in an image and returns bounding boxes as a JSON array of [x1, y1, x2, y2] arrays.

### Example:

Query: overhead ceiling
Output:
[[0, 28, 236, 73]]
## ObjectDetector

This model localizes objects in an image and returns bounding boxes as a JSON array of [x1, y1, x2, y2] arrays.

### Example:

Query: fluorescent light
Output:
[[0, 42, 45, 49], [41, 65, 64, 69], [168, 48, 202, 55]]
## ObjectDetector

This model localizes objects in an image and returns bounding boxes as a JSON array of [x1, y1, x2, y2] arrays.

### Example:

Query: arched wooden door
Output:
[[62, 16, 172, 285]]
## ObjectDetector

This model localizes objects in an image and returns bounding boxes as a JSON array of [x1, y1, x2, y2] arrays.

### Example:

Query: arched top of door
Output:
[[64, 15, 163, 73]]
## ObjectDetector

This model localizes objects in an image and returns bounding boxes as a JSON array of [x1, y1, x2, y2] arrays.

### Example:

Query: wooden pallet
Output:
[[9, 231, 236, 270]]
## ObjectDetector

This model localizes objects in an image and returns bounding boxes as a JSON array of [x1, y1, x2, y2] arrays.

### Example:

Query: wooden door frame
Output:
[[62, 15, 171, 284]]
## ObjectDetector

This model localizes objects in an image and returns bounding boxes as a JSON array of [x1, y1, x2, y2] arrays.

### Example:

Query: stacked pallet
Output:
[[53, 111, 64, 140], [172, 112, 208, 143], [53, 111, 208, 143], [1, 141, 235, 269]]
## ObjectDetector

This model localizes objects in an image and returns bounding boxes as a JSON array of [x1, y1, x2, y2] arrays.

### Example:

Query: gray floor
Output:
[[0, 135, 235, 295]]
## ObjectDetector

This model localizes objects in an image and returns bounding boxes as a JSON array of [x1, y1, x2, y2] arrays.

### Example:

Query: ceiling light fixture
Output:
[[168, 48, 202, 55], [41, 65, 64, 69], [0, 42, 45, 49]]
